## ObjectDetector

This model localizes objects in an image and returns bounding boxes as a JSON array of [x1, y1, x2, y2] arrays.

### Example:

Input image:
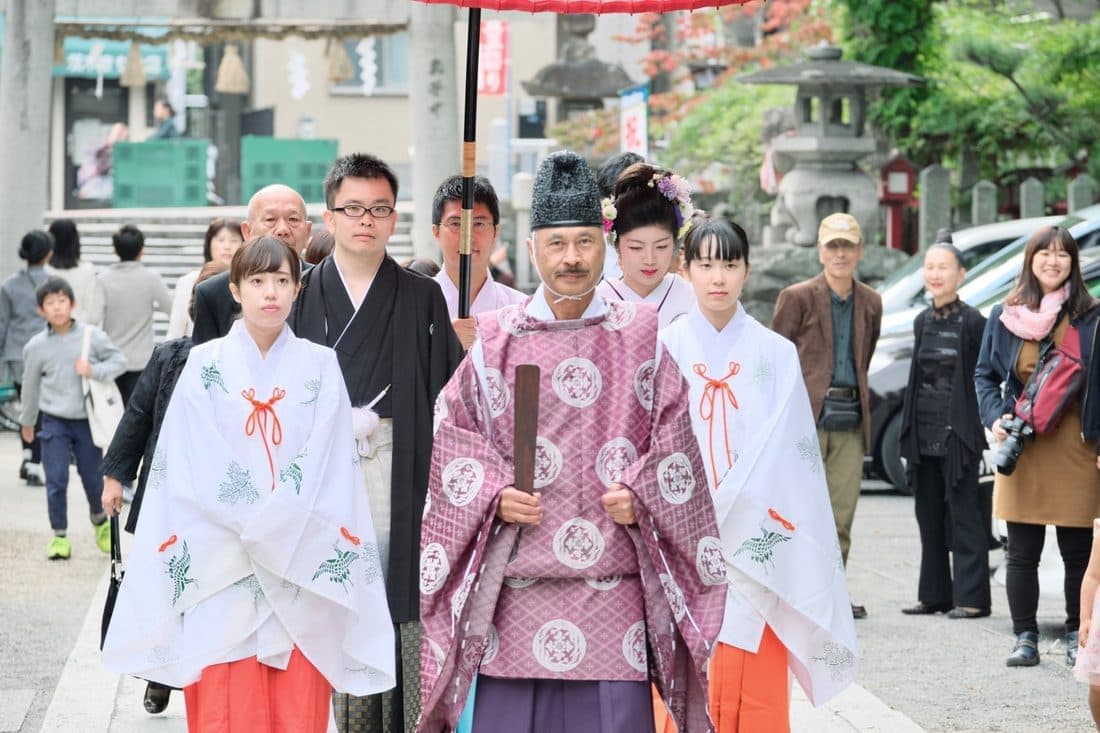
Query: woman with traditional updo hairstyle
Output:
[[595, 163, 696, 329]]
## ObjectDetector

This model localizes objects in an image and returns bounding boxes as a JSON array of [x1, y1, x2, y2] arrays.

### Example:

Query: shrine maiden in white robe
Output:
[[102, 322, 396, 695], [659, 304, 858, 705]]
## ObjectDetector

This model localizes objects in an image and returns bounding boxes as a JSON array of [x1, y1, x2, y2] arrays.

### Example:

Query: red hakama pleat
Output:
[[183, 647, 332, 733], [653, 625, 790, 733]]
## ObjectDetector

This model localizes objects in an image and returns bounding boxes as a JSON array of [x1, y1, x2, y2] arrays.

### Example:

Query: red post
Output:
[[879, 153, 916, 252]]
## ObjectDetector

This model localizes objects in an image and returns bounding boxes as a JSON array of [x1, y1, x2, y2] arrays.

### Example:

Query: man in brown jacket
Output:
[[772, 213, 882, 619]]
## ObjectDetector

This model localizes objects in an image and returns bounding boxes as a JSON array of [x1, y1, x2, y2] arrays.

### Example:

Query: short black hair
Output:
[[683, 217, 750, 266], [48, 219, 80, 269], [156, 98, 175, 116], [36, 276, 75, 307], [431, 175, 501, 226], [597, 152, 644, 199], [324, 153, 399, 208], [112, 224, 145, 261], [230, 236, 302, 286]]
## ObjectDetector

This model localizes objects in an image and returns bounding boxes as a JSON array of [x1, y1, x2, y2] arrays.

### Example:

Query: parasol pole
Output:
[[458, 7, 482, 319]]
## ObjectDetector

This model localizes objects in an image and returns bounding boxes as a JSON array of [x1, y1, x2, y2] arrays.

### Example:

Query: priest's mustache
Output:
[[555, 267, 590, 277]]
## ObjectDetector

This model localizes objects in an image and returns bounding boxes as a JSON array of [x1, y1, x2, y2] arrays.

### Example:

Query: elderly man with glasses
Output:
[[289, 153, 464, 733], [429, 175, 526, 350]]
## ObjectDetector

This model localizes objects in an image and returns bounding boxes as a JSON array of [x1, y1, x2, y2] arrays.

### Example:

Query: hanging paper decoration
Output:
[[355, 38, 378, 96], [120, 42, 146, 88], [214, 43, 250, 94], [325, 38, 355, 83], [86, 41, 107, 99], [287, 49, 311, 100]]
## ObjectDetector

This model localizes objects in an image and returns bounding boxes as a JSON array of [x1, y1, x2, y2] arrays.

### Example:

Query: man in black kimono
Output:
[[288, 153, 463, 733]]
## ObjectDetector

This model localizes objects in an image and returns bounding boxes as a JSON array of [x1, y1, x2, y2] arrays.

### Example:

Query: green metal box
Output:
[[240, 136, 339, 205], [112, 139, 209, 208]]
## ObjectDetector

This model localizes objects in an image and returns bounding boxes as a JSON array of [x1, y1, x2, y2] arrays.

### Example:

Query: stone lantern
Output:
[[738, 44, 924, 248]]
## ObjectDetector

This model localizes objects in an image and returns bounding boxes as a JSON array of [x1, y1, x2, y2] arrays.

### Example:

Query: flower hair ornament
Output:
[[601, 171, 695, 246]]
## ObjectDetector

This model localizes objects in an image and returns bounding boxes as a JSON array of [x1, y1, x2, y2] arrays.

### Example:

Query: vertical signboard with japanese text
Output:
[[478, 20, 509, 96], [619, 83, 649, 157]]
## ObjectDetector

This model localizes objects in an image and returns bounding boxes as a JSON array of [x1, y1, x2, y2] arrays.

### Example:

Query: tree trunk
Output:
[[0, 0, 55, 278], [408, 3, 459, 260]]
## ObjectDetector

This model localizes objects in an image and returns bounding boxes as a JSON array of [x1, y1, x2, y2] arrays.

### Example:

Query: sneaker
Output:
[[47, 535, 71, 560], [95, 521, 111, 554], [25, 463, 44, 487]]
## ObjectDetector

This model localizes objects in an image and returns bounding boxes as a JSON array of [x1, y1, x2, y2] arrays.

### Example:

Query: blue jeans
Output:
[[40, 413, 104, 532]]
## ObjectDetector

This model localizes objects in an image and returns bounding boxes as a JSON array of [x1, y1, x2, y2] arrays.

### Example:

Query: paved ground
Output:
[[0, 425, 1091, 732]]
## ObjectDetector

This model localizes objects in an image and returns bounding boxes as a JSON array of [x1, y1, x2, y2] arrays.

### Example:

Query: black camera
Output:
[[993, 415, 1035, 476]]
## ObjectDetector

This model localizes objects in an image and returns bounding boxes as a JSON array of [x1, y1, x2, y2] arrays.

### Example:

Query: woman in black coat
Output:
[[899, 239, 991, 619]]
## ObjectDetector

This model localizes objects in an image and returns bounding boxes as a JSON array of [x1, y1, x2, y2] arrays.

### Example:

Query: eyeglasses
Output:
[[331, 204, 396, 219], [440, 218, 495, 233]]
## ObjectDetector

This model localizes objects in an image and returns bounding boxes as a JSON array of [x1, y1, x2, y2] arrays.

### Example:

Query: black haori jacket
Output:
[[289, 255, 463, 623]]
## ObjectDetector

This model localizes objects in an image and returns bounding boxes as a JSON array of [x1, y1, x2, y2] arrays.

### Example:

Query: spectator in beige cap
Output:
[[771, 212, 882, 619]]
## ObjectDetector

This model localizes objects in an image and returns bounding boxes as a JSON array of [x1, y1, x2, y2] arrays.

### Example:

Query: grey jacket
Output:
[[93, 261, 172, 371], [0, 266, 50, 366], [20, 322, 127, 424]]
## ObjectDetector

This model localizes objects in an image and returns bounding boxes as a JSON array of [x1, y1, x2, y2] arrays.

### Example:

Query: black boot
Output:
[[143, 682, 171, 714], [1006, 631, 1040, 667]]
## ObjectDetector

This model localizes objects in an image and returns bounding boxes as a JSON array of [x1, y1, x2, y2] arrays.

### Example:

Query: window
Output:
[[332, 33, 408, 95]]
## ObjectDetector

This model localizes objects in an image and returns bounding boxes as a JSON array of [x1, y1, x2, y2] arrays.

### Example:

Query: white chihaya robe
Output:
[[596, 273, 695, 329], [659, 305, 858, 706], [101, 322, 396, 695]]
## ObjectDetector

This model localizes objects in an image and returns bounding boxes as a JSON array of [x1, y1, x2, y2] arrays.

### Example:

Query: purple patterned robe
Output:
[[418, 298, 725, 732]]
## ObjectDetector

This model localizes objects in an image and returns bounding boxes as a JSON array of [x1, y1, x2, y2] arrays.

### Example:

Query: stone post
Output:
[[971, 180, 998, 226], [0, 0, 56, 279], [1068, 175, 1098, 214], [409, 3, 459, 260], [512, 172, 534, 291], [918, 164, 951, 251], [1019, 177, 1045, 218]]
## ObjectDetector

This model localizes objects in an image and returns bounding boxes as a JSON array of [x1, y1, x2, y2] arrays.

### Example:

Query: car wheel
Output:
[[879, 412, 911, 495]]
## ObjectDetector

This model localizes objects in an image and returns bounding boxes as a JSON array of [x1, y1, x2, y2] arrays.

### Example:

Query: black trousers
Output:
[[1005, 521, 1092, 635], [913, 455, 991, 608]]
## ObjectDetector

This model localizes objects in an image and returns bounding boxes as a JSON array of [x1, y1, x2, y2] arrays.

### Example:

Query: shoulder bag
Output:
[[81, 326, 125, 449]]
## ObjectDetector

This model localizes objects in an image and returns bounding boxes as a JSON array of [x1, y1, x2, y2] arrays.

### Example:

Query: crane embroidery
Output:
[[163, 540, 197, 605], [301, 378, 321, 405], [200, 362, 228, 393], [279, 450, 307, 495], [313, 543, 360, 593]]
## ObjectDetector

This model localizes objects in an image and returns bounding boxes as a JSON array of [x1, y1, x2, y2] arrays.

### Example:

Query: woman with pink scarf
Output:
[[975, 225, 1100, 668]]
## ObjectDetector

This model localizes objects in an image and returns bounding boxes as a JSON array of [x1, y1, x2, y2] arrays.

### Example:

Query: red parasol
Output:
[[413, 0, 750, 316]]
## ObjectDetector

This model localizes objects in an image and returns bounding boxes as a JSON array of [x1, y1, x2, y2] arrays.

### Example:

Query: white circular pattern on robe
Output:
[[503, 576, 540, 589], [695, 536, 727, 586], [633, 359, 656, 411], [602, 301, 637, 331], [584, 574, 622, 591], [441, 458, 485, 507], [659, 573, 687, 622], [551, 357, 603, 408], [484, 367, 511, 418], [532, 619, 587, 673], [657, 452, 696, 505], [595, 437, 638, 487], [451, 573, 475, 622], [497, 306, 528, 337], [553, 518, 605, 570], [481, 624, 500, 665], [533, 437, 564, 489], [419, 542, 450, 595], [622, 620, 648, 673]]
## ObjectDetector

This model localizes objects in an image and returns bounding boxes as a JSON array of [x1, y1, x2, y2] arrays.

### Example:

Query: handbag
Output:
[[819, 392, 862, 431], [100, 515, 123, 649], [81, 326, 125, 449], [1014, 321, 1085, 435]]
